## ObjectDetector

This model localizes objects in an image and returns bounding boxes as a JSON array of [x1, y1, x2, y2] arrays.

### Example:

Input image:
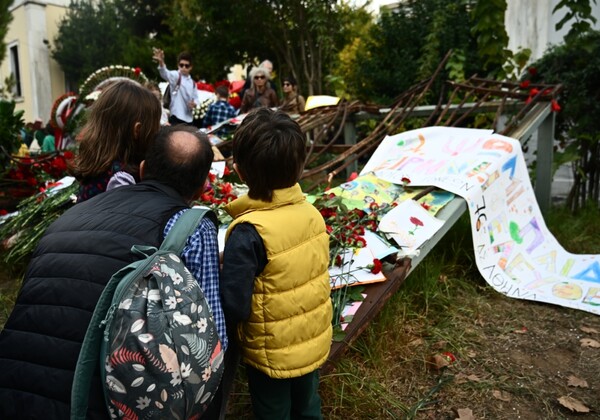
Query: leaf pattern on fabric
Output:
[[159, 343, 180, 373], [110, 347, 146, 367], [160, 263, 184, 286], [172, 311, 192, 326], [210, 346, 224, 372], [142, 347, 169, 373], [110, 399, 139, 420], [181, 334, 210, 366], [183, 269, 197, 292], [172, 389, 185, 400], [106, 375, 127, 394], [194, 384, 206, 404]]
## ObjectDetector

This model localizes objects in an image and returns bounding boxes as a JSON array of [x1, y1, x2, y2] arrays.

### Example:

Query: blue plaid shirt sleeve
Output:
[[164, 209, 227, 351], [205, 101, 237, 127]]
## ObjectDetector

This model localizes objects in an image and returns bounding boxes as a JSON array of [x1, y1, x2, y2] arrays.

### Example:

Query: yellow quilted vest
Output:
[[225, 184, 332, 378]]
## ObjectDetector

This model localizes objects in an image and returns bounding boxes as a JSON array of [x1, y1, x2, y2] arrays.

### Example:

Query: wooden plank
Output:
[[322, 196, 467, 373]]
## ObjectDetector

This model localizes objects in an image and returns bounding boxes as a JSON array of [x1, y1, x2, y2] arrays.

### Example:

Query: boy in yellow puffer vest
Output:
[[221, 108, 332, 419]]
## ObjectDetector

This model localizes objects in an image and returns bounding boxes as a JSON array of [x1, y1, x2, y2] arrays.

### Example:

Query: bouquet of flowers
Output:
[[193, 98, 215, 122]]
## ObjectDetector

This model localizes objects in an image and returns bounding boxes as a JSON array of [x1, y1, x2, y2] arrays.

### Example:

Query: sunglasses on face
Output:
[[179, 63, 191, 69], [254, 75, 266, 80]]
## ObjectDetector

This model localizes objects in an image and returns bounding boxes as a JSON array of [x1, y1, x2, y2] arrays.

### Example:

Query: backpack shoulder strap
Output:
[[71, 249, 156, 420], [160, 207, 217, 255]]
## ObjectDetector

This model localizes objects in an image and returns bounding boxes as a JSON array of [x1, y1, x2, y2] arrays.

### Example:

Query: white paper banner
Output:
[[362, 126, 600, 315]]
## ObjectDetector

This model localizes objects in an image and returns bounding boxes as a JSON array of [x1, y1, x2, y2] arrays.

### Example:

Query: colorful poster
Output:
[[327, 172, 455, 215], [361, 126, 600, 315]]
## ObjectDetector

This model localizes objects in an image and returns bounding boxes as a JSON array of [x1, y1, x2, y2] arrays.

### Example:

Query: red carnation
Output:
[[354, 236, 367, 248], [134, 67, 141, 76], [347, 171, 358, 182], [442, 351, 457, 363], [528, 67, 537, 76], [0, 209, 7, 216], [401, 177, 411, 185], [551, 99, 561, 112], [370, 258, 382, 274], [529, 88, 540, 96], [335, 254, 343, 267], [519, 80, 530, 89]]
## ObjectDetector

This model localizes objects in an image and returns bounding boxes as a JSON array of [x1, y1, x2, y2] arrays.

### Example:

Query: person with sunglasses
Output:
[[279, 76, 306, 115], [152, 48, 198, 125], [240, 66, 279, 114]]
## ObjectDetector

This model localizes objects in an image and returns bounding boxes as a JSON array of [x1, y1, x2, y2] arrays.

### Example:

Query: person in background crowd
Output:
[[279, 76, 306, 115], [32, 118, 45, 148], [204, 85, 237, 128], [69, 79, 162, 202], [20, 122, 34, 148], [239, 67, 279, 114], [147, 81, 171, 126], [152, 48, 197, 126], [41, 123, 56, 153]]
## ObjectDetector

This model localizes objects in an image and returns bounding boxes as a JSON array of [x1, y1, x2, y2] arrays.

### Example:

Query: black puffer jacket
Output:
[[0, 181, 187, 419]]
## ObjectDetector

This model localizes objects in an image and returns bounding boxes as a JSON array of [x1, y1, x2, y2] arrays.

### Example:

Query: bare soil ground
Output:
[[318, 284, 600, 420]]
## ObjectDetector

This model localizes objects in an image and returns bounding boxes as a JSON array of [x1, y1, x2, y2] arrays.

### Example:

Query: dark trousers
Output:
[[246, 365, 323, 420], [168, 114, 193, 126]]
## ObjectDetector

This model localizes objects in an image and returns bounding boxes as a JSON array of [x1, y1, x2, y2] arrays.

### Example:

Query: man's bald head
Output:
[[142, 126, 214, 201]]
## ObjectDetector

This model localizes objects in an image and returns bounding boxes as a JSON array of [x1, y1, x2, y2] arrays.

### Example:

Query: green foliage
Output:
[[52, 1, 130, 85], [470, 0, 511, 79], [529, 30, 600, 210], [334, 0, 487, 105], [553, 0, 598, 44], [0, 0, 13, 65], [0, 100, 25, 171]]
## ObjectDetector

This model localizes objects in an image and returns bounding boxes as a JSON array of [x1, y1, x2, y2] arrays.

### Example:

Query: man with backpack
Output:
[[153, 48, 198, 126], [0, 126, 226, 419]]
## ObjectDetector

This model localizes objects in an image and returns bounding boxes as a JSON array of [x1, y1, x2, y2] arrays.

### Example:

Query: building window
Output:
[[9, 44, 22, 98]]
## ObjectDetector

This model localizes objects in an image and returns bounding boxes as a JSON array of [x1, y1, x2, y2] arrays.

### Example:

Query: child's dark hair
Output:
[[177, 51, 193, 64], [232, 108, 306, 202], [144, 126, 213, 201], [215, 85, 229, 99]]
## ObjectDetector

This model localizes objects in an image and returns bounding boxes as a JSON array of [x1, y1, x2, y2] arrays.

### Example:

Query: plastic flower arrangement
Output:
[[78, 65, 148, 100]]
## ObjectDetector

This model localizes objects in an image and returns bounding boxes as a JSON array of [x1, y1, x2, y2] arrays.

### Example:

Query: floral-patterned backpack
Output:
[[71, 208, 224, 419]]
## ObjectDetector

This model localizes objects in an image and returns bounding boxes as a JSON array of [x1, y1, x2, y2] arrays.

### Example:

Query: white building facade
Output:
[[2, 0, 70, 123]]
